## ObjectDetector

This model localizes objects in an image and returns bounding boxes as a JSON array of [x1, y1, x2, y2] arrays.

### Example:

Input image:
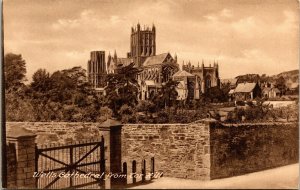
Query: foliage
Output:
[[118, 104, 136, 123], [205, 86, 228, 102], [105, 63, 141, 116], [97, 106, 113, 122], [151, 79, 179, 110], [5, 92, 36, 121], [30, 69, 51, 93], [5, 53, 103, 122], [275, 76, 287, 95], [4, 53, 27, 91], [136, 100, 156, 114], [235, 74, 260, 84]]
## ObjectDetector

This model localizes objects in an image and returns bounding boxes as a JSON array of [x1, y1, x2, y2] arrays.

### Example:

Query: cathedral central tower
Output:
[[129, 23, 156, 67]]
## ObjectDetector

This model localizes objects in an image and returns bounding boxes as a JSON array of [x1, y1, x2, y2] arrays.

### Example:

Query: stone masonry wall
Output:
[[121, 121, 212, 180], [209, 122, 299, 179], [6, 121, 299, 182], [7, 122, 103, 145], [6, 143, 17, 188]]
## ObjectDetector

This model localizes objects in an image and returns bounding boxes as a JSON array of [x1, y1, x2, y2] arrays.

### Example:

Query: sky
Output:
[[4, 0, 299, 81]]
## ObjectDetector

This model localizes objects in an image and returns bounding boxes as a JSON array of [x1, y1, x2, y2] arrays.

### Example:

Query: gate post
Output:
[[6, 126, 37, 189], [99, 119, 123, 189]]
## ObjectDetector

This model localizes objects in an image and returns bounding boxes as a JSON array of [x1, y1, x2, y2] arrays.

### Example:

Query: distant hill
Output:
[[271, 69, 299, 83], [228, 70, 299, 88]]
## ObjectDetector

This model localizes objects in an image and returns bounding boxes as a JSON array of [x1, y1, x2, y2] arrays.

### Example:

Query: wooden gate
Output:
[[35, 136, 105, 189]]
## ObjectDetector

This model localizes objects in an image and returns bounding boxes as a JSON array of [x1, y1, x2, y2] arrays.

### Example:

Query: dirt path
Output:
[[130, 163, 299, 189]]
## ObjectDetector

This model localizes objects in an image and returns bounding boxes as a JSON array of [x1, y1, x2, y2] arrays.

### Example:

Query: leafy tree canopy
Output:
[[4, 53, 27, 91]]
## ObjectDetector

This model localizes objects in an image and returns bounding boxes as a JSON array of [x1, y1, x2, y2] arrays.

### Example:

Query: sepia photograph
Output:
[[1, 0, 299, 189]]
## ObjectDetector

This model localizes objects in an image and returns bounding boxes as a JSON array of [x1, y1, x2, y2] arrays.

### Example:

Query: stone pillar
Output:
[[98, 119, 123, 188], [6, 127, 37, 189]]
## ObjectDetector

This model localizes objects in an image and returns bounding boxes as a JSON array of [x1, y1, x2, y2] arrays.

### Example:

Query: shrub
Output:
[[236, 101, 245, 106], [97, 106, 113, 122], [156, 110, 169, 123], [119, 104, 136, 123]]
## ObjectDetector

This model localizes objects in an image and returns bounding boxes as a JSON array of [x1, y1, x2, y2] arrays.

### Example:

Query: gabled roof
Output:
[[234, 82, 257, 93], [290, 82, 299, 89], [116, 58, 133, 67], [228, 89, 235, 94], [143, 53, 171, 66], [273, 88, 281, 93], [108, 58, 134, 70], [173, 70, 194, 77], [262, 87, 271, 93]]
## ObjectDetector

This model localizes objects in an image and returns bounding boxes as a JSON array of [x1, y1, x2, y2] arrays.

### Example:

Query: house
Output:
[[233, 82, 261, 101], [287, 82, 299, 95], [262, 87, 281, 98]]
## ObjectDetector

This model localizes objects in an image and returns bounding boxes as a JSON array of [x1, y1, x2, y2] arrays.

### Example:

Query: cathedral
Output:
[[87, 23, 220, 100]]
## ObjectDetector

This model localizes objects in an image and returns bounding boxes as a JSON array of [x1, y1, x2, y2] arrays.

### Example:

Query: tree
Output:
[[97, 106, 113, 122], [4, 53, 27, 91], [105, 63, 141, 115], [149, 79, 179, 111], [30, 69, 51, 93], [5, 92, 35, 121], [205, 86, 227, 102], [28, 66, 101, 122], [275, 76, 286, 96], [118, 104, 136, 123]]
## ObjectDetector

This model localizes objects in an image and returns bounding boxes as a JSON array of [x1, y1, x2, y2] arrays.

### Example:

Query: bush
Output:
[[118, 104, 136, 123], [97, 106, 113, 122], [236, 101, 245, 106], [156, 110, 169, 123]]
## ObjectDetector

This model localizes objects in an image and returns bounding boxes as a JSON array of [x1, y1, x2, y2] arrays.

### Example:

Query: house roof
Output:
[[143, 53, 170, 66], [234, 82, 257, 93], [290, 82, 299, 89], [173, 70, 194, 77], [262, 87, 271, 93], [273, 88, 281, 93], [263, 87, 281, 94], [116, 58, 133, 67], [228, 89, 235, 94], [108, 58, 133, 71]]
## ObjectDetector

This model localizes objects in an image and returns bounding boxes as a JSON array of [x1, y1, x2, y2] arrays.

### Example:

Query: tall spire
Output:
[[107, 51, 112, 69], [152, 23, 156, 32], [181, 61, 185, 71], [174, 53, 177, 63], [114, 50, 117, 60], [137, 22, 140, 31]]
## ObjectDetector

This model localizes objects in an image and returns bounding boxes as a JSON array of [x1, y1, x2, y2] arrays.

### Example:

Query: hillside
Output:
[[272, 69, 299, 83], [227, 70, 299, 86]]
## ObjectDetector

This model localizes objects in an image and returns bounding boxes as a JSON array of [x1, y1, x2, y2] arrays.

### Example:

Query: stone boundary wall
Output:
[[6, 121, 299, 181], [121, 122, 212, 180], [209, 122, 299, 179], [7, 122, 103, 144], [6, 127, 37, 189], [6, 143, 17, 188]]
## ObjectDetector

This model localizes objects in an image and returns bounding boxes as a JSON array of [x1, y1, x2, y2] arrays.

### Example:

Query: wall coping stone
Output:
[[7, 126, 37, 139], [221, 122, 297, 127], [98, 119, 123, 131]]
